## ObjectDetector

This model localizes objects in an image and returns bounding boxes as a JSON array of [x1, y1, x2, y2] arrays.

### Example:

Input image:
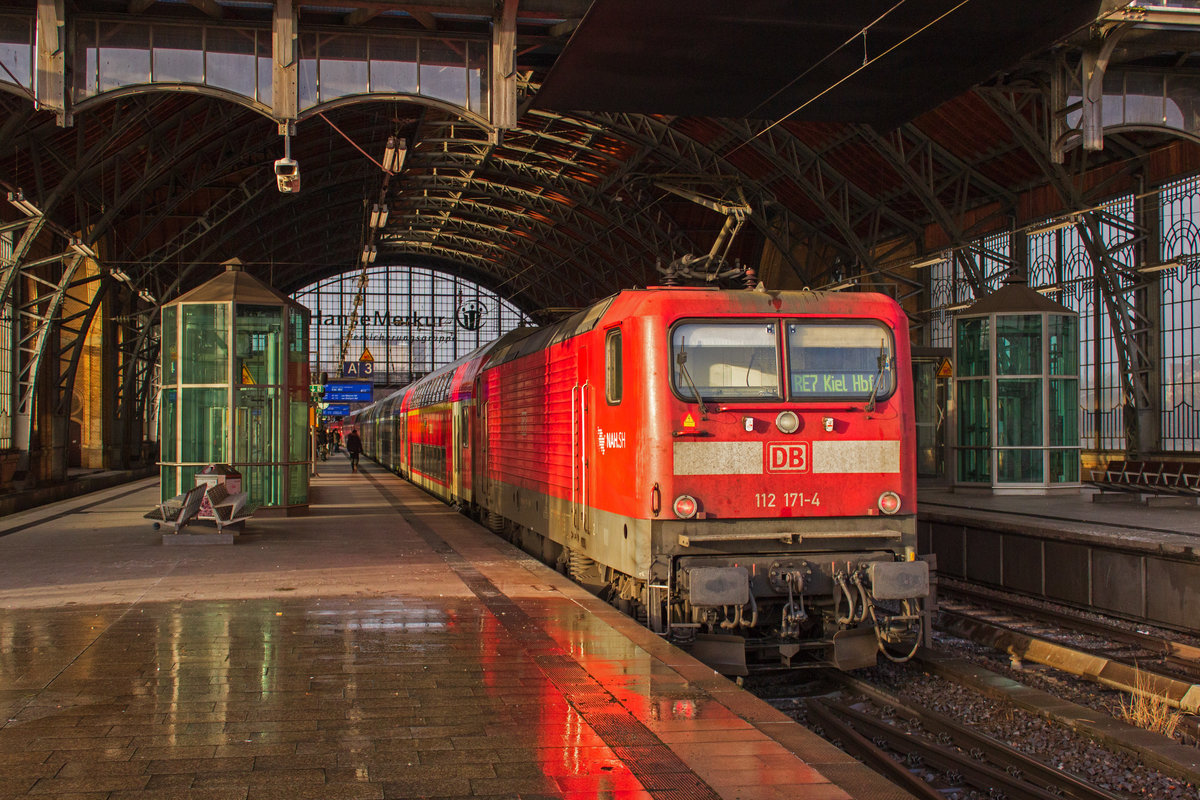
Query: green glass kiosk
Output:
[[159, 259, 311, 514], [953, 281, 1081, 493]]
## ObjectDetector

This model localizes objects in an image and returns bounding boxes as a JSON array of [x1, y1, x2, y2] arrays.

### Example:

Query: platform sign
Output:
[[323, 381, 373, 402], [321, 404, 350, 417], [342, 360, 374, 378]]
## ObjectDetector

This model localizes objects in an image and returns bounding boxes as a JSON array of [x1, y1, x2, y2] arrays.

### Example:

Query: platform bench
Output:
[[145, 484, 206, 533], [205, 484, 251, 532], [1087, 459, 1200, 497]]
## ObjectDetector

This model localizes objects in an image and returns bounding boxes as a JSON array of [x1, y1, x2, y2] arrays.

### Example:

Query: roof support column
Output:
[[273, 0, 298, 129], [35, 0, 69, 126], [12, 252, 84, 484], [491, 0, 518, 131], [1075, 211, 1155, 455], [1079, 24, 1130, 153], [1132, 178, 1162, 454]]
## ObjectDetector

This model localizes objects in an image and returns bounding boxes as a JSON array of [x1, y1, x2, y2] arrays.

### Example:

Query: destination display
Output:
[[791, 372, 888, 396], [321, 404, 350, 416], [323, 381, 373, 402]]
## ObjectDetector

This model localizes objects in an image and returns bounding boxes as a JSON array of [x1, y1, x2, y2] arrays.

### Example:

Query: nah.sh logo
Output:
[[597, 427, 626, 455]]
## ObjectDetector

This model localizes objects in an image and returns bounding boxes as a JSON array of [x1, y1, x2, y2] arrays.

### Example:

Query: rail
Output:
[[813, 674, 1127, 800], [937, 583, 1200, 723]]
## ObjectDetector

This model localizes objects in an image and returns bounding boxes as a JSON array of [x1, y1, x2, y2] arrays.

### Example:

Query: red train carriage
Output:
[[353, 286, 928, 672]]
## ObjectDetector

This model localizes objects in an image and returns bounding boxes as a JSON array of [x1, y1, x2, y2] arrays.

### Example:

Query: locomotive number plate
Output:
[[755, 491, 820, 509], [766, 442, 809, 473]]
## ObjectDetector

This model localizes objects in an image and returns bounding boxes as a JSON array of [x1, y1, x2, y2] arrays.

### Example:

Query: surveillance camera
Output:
[[274, 157, 300, 193]]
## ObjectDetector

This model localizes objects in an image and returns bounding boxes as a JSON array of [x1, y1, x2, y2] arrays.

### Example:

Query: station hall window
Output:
[[605, 327, 622, 404]]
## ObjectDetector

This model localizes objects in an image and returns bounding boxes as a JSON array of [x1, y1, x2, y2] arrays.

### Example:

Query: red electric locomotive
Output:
[[354, 285, 928, 672]]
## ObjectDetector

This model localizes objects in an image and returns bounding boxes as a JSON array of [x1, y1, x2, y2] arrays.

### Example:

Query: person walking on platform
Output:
[[316, 427, 328, 460], [346, 428, 363, 473], [333, 428, 342, 453]]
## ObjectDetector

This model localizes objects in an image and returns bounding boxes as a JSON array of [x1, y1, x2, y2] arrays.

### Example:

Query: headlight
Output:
[[673, 495, 698, 519], [878, 491, 901, 515], [775, 411, 800, 434]]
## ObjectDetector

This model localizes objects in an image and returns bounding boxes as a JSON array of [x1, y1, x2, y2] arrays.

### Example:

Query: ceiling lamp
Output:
[[1029, 215, 1078, 235], [907, 254, 947, 269], [382, 137, 406, 174], [1137, 261, 1180, 274], [70, 239, 98, 259], [7, 190, 39, 217]]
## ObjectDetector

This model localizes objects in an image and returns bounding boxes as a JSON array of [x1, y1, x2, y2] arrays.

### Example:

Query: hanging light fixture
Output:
[[907, 253, 948, 269], [1028, 215, 1078, 236], [381, 137, 406, 174], [1137, 261, 1180, 274], [7, 190, 39, 216], [69, 239, 98, 259]]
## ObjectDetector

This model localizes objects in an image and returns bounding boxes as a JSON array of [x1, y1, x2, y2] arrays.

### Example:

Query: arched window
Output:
[[292, 266, 531, 386]]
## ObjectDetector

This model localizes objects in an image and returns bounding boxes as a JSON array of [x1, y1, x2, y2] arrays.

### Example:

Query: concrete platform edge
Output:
[[920, 507, 1200, 560], [0, 466, 156, 518]]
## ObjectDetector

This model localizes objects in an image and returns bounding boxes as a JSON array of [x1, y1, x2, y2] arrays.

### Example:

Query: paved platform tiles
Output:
[[0, 457, 907, 800]]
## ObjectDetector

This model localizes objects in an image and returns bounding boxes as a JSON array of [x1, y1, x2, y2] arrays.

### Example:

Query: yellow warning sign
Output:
[[683, 413, 696, 428], [360, 347, 374, 362], [241, 364, 255, 384], [936, 358, 953, 379]]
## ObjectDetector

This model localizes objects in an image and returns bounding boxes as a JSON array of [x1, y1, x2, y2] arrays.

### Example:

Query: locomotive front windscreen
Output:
[[787, 322, 894, 400], [671, 322, 782, 400]]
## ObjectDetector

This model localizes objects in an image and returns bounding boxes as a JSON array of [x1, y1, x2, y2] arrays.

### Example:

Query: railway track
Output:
[[809, 673, 1126, 800], [935, 581, 1200, 736], [940, 580, 1200, 673]]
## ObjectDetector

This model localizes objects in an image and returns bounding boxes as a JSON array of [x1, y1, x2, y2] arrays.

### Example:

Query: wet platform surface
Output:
[[0, 458, 905, 800]]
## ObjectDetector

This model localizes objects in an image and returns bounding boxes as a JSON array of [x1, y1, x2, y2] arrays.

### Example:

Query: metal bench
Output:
[[1087, 459, 1200, 498], [204, 483, 251, 532], [146, 484, 206, 533]]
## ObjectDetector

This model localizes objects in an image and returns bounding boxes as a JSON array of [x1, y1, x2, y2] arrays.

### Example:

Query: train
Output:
[[352, 285, 928, 673]]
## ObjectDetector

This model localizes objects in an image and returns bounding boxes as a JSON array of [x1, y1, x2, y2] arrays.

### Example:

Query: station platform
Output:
[[0, 457, 908, 800], [917, 485, 1200, 633]]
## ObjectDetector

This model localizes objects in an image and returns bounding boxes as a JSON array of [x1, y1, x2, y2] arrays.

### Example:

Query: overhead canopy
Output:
[[0, 0, 1194, 325], [535, 0, 1103, 127]]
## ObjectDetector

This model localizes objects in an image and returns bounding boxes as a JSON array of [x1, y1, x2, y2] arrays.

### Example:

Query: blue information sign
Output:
[[321, 404, 350, 417], [323, 381, 373, 402]]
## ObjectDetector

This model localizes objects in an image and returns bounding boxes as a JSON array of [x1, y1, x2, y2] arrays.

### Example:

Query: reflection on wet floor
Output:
[[0, 463, 859, 799]]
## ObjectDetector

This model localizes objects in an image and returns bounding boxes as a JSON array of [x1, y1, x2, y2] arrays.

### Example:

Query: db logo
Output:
[[767, 442, 808, 472]]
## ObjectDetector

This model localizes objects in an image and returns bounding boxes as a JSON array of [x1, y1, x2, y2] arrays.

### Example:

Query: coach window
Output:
[[605, 327, 622, 404]]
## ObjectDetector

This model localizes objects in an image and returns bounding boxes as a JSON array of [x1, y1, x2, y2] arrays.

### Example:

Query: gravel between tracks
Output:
[[761, 651, 1198, 800]]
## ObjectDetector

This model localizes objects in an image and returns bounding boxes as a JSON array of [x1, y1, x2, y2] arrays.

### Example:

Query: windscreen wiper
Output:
[[676, 350, 709, 419], [864, 340, 892, 413]]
